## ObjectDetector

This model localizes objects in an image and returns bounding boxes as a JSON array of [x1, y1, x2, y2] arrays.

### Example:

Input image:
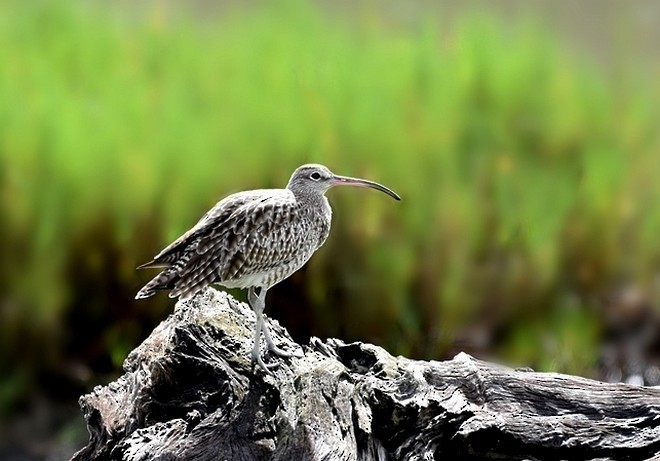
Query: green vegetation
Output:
[[1, 1, 659, 413]]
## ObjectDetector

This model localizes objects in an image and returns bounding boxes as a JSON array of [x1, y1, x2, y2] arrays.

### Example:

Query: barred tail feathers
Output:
[[135, 269, 179, 299], [168, 277, 207, 301]]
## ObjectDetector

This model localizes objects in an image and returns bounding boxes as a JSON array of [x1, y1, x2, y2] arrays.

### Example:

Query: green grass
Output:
[[0, 0, 659, 412]]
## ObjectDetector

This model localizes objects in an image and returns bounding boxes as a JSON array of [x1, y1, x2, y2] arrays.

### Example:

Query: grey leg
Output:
[[257, 288, 303, 358], [247, 287, 276, 373]]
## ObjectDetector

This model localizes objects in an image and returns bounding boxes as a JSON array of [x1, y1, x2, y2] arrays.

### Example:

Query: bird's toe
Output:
[[251, 350, 278, 374], [267, 344, 304, 358]]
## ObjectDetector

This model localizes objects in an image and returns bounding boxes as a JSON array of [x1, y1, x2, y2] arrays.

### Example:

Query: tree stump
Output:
[[71, 289, 660, 460]]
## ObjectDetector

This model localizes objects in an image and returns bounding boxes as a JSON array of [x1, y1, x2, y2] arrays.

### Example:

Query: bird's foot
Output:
[[251, 348, 278, 375], [267, 343, 304, 359]]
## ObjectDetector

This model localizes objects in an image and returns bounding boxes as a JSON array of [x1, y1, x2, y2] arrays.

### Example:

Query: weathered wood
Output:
[[71, 289, 660, 461]]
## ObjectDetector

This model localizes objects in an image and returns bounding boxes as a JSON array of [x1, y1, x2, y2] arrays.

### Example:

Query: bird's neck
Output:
[[291, 190, 331, 217]]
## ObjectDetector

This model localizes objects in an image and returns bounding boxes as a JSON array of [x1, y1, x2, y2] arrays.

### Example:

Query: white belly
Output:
[[218, 257, 311, 290]]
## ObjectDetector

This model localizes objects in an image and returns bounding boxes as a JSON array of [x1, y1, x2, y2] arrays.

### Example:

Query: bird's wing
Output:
[[137, 190, 266, 269], [173, 191, 305, 291]]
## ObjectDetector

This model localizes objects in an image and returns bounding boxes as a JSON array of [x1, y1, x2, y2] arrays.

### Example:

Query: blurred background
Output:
[[1, 0, 659, 459]]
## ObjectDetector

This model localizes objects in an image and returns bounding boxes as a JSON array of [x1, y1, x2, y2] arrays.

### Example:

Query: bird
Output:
[[135, 163, 400, 372]]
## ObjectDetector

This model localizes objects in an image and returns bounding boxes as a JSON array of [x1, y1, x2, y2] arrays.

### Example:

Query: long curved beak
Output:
[[331, 174, 401, 201]]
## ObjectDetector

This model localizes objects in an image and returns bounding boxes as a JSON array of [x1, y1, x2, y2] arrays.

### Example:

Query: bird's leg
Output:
[[262, 323, 304, 358], [257, 288, 304, 359], [247, 287, 277, 373]]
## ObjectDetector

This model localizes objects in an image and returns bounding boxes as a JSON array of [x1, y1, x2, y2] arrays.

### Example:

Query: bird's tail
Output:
[[135, 269, 179, 299]]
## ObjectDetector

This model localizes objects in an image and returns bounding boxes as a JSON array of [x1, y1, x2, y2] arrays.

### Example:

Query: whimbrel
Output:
[[135, 164, 400, 372]]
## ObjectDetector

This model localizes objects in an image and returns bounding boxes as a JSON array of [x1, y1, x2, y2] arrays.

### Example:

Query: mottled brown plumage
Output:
[[136, 164, 400, 372]]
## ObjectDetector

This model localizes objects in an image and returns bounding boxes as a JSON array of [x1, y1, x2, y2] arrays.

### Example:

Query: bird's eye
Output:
[[310, 172, 321, 180]]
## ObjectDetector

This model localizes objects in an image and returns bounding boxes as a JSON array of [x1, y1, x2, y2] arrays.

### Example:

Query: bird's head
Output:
[[286, 164, 400, 201]]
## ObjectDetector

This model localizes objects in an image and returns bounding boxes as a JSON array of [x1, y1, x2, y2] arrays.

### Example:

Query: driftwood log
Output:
[[71, 289, 660, 460]]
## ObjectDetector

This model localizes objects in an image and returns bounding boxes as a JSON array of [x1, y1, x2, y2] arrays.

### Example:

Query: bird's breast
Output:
[[316, 196, 332, 247], [290, 204, 331, 256]]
